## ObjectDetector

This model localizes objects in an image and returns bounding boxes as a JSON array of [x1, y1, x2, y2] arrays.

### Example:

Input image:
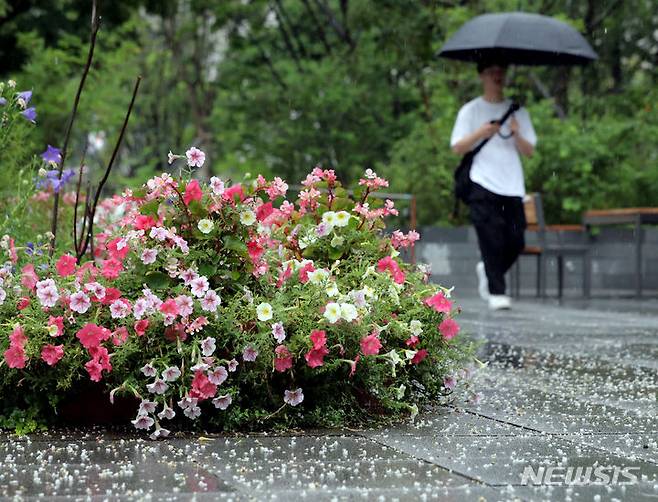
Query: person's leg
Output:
[[500, 196, 527, 275], [469, 187, 508, 295]]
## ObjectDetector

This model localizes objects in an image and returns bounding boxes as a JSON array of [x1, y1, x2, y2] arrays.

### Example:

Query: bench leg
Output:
[[583, 251, 591, 299], [538, 254, 545, 298]]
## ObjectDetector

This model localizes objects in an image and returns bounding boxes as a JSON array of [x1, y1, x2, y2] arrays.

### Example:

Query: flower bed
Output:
[[0, 146, 476, 437]]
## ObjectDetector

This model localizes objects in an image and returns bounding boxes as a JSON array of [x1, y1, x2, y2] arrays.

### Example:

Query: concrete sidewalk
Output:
[[1, 298, 657, 501]]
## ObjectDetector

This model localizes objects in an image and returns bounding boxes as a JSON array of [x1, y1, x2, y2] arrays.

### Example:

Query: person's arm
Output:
[[451, 122, 500, 155], [510, 116, 534, 157]]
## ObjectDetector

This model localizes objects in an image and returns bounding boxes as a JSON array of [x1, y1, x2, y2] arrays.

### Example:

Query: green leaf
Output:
[[188, 200, 207, 218], [328, 247, 343, 260], [145, 271, 171, 290], [199, 262, 217, 277], [222, 235, 248, 256], [139, 199, 160, 217]]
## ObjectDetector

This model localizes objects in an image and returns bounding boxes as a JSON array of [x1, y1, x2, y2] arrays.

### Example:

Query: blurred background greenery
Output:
[[1, 0, 656, 227]]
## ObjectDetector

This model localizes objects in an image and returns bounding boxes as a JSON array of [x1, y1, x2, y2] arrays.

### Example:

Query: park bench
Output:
[[510, 192, 590, 299]]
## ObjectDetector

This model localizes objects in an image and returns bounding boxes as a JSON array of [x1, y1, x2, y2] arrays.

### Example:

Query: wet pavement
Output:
[[1, 297, 657, 501]]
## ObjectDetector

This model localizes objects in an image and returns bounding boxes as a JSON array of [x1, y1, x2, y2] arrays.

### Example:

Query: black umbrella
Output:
[[438, 12, 597, 66]]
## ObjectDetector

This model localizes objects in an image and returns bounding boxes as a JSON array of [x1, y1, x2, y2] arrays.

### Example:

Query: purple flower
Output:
[[284, 388, 304, 406], [212, 394, 232, 410], [16, 90, 32, 105], [242, 345, 258, 362], [443, 375, 457, 390], [21, 107, 36, 123], [0, 97, 6, 106], [41, 145, 62, 165]]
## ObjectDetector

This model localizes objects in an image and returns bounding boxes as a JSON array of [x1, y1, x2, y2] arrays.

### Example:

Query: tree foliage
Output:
[[1, 0, 656, 225]]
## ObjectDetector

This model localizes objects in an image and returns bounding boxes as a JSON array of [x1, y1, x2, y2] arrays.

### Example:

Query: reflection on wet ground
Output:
[[1, 297, 657, 500]]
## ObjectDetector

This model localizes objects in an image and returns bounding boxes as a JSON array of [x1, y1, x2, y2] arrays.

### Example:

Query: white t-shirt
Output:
[[450, 97, 537, 197]]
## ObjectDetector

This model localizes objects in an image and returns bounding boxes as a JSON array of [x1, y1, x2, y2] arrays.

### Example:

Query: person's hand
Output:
[[478, 121, 500, 139], [510, 116, 519, 136]]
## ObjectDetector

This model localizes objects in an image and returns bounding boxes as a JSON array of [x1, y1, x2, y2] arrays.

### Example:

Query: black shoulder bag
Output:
[[452, 102, 520, 217]]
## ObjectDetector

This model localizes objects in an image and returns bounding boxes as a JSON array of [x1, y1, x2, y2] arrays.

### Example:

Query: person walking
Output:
[[450, 61, 537, 310]]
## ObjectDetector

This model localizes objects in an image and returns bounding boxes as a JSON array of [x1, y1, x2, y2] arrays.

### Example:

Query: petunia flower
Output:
[[283, 388, 304, 406]]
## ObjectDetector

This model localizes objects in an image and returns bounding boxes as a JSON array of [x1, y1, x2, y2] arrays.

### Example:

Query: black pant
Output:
[[468, 183, 526, 295]]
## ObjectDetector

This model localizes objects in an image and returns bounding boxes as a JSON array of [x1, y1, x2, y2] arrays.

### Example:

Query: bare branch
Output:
[[49, 0, 100, 256], [529, 71, 566, 119], [79, 76, 142, 258], [313, 0, 355, 50]]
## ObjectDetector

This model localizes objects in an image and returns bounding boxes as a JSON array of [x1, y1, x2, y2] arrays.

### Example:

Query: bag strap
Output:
[[452, 102, 520, 219]]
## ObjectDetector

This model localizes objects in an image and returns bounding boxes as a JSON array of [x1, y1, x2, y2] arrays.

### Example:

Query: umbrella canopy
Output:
[[438, 12, 597, 66]]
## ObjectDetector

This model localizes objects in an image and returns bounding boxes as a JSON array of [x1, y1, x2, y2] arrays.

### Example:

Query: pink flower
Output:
[[411, 348, 428, 365], [48, 316, 64, 337], [444, 375, 457, 390], [283, 388, 304, 406], [134, 214, 156, 231], [101, 258, 123, 280], [271, 322, 286, 343], [41, 344, 64, 366], [85, 359, 104, 382], [84, 281, 106, 301], [190, 276, 209, 297], [76, 323, 111, 349], [424, 292, 453, 313], [36, 283, 59, 308], [247, 240, 265, 263], [200, 336, 216, 356], [200, 289, 221, 312], [175, 295, 194, 317], [159, 298, 180, 317], [106, 238, 130, 261], [298, 262, 315, 284], [101, 287, 122, 305], [186, 147, 206, 168], [9, 325, 28, 348], [190, 370, 217, 400], [348, 355, 360, 377], [439, 318, 460, 340], [141, 248, 158, 264], [256, 202, 274, 222], [110, 299, 131, 319], [274, 345, 293, 372], [17, 297, 31, 310], [305, 345, 329, 368], [112, 327, 129, 346], [21, 264, 39, 290], [310, 329, 327, 349], [222, 184, 244, 203], [134, 319, 149, 337], [55, 254, 77, 277], [69, 291, 91, 314], [360, 333, 382, 356], [4, 345, 27, 368], [377, 256, 405, 284], [242, 345, 258, 362], [164, 323, 188, 342], [405, 335, 420, 347], [183, 179, 203, 206]]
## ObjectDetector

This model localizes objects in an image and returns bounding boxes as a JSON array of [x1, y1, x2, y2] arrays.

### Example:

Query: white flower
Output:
[[209, 177, 225, 195], [141, 248, 158, 265], [256, 302, 273, 321], [284, 388, 304, 406], [183, 406, 201, 419], [240, 210, 256, 226], [131, 414, 154, 430], [149, 227, 168, 241], [162, 366, 181, 382], [307, 269, 329, 285], [363, 285, 375, 298], [212, 394, 232, 410], [36, 285, 59, 308], [197, 219, 214, 234], [190, 276, 209, 297], [167, 150, 176, 164], [84, 282, 106, 300], [271, 322, 286, 343], [242, 345, 258, 362], [200, 337, 216, 356], [384, 349, 402, 367], [141, 363, 157, 377], [330, 235, 344, 247], [409, 320, 423, 336], [323, 302, 341, 324], [207, 366, 228, 385], [321, 211, 337, 228], [325, 283, 339, 297], [334, 211, 351, 227], [185, 147, 205, 167], [69, 291, 91, 314], [340, 303, 358, 322], [146, 379, 169, 395], [158, 404, 176, 420], [138, 399, 157, 415]]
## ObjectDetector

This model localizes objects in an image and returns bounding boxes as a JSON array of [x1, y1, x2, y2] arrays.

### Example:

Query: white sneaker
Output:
[[488, 294, 512, 310], [476, 262, 490, 301]]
